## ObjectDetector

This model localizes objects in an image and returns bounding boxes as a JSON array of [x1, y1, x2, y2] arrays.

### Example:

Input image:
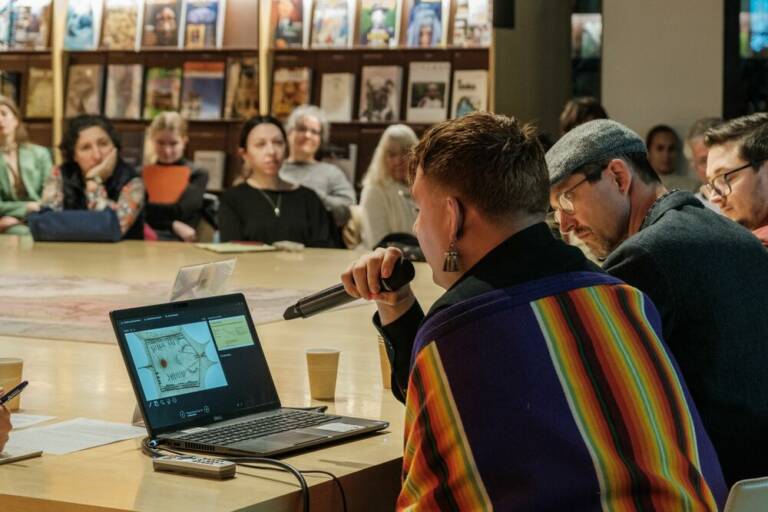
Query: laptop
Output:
[[110, 293, 388, 457]]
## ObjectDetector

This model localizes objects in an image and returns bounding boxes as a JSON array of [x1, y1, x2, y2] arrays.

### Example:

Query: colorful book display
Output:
[[224, 56, 259, 119], [271, 66, 311, 120], [406, 60, 450, 123], [65, 64, 104, 117], [184, 0, 223, 48], [180, 60, 226, 119], [100, 0, 139, 49], [404, 0, 444, 47], [358, 0, 398, 48], [11, 0, 51, 49], [64, 0, 101, 50], [450, 69, 487, 118], [142, 0, 182, 47], [105, 64, 143, 119], [359, 65, 402, 122], [143, 66, 182, 118], [271, 0, 302, 48], [25, 66, 53, 117], [0, 0, 11, 49], [311, 0, 349, 48], [452, 0, 490, 47]]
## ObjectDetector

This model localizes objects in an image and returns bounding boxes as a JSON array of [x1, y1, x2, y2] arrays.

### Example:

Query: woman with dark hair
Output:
[[0, 95, 53, 234], [558, 96, 608, 135], [218, 116, 334, 246], [41, 115, 145, 239]]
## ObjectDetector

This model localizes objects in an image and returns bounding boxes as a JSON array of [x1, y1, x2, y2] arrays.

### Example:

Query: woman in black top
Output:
[[145, 112, 208, 241], [219, 116, 334, 247]]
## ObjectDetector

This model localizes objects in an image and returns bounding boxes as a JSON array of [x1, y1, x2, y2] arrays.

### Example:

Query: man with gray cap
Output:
[[546, 118, 768, 486]]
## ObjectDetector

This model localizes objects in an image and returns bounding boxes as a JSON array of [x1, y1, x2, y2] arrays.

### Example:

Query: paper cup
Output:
[[0, 358, 23, 411], [306, 349, 340, 400], [378, 336, 392, 389]]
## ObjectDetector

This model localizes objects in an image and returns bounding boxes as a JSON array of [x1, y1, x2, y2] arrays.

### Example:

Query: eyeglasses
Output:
[[704, 162, 756, 198], [552, 175, 592, 224], [294, 125, 321, 136]]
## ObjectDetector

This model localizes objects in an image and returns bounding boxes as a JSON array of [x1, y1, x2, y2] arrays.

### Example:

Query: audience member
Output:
[[279, 105, 356, 227], [144, 112, 208, 242], [646, 124, 698, 191], [219, 116, 334, 247], [359, 124, 418, 249], [0, 95, 52, 235], [685, 117, 722, 209], [704, 112, 768, 247], [342, 112, 725, 509], [558, 96, 608, 135], [41, 115, 145, 239], [547, 119, 768, 485]]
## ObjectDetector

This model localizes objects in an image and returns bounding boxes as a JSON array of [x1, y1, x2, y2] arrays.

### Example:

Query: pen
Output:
[[0, 380, 28, 405]]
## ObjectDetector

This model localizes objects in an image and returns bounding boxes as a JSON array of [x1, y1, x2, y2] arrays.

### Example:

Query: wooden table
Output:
[[0, 238, 442, 511]]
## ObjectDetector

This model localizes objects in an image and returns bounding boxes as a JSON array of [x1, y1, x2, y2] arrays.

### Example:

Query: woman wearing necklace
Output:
[[0, 95, 53, 235], [218, 116, 334, 247]]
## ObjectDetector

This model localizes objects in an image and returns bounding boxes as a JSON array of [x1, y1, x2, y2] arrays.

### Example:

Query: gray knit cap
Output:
[[546, 119, 647, 184]]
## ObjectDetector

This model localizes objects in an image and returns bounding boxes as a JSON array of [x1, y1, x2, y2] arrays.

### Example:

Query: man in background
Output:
[[684, 117, 722, 208]]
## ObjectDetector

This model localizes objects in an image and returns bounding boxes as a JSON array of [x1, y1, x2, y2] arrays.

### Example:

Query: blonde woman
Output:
[[0, 95, 53, 234], [359, 124, 419, 248], [145, 112, 208, 241]]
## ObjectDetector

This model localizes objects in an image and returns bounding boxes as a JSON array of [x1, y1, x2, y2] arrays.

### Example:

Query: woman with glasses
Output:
[[359, 124, 419, 249], [279, 105, 356, 230], [218, 115, 334, 247]]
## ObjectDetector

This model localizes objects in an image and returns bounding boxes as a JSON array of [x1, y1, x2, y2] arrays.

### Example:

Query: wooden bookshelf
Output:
[[0, 50, 54, 148]]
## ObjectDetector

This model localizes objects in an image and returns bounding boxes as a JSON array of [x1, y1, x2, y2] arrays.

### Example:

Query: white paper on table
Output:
[[4, 418, 146, 455], [10, 414, 55, 430]]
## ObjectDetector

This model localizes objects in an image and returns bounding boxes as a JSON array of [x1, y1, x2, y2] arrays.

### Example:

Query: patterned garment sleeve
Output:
[[86, 177, 145, 235], [40, 166, 64, 211]]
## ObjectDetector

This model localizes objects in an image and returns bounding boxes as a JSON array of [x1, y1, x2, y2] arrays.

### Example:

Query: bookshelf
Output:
[[0, 50, 55, 147]]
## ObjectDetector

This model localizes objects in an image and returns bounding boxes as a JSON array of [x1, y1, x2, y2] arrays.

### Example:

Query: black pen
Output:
[[0, 380, 28, 405]]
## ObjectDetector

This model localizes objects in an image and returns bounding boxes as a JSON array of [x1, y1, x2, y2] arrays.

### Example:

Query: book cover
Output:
[[359, 65, 402, 122], [105, 64, 143, 119], [25, 67, 53, 117], [405, 0, 444, 47], [180, 61, 225, 119], [270, 0, 303, 48], [271, 66, 311, 120], [450, 69, 487, 118], [452, 0, 491, 48], [65, 64, 104, 117], [143, 66, 182, 118], [311, 0, 349, 48], [406, 60, 449, 123], [142, 0, 182, 47], [11, 0, 51, 49], [193, 150, 226, 191], [100, 0, 139, 49], [183, 0, 222, 48], [64, 0, 100, 50], [571, 13, 601, 59], [359, 0, 398, 48], [320, 72, 354, 122], [224, 56, 259, 119], [0, 71, 21, 106], [0, 0, 11, 49]]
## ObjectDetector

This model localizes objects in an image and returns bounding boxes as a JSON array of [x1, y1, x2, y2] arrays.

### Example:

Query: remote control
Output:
[[153, 455, 236, 479]]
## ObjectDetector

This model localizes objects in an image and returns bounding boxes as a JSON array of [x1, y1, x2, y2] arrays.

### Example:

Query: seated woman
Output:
[[0, 95, 53, 235], [279, 105, 356, 227], [219, 116, 334, 247], [144, 112, 208, 242], [359, 124, 418, 249], [41, 115, 145, 239]]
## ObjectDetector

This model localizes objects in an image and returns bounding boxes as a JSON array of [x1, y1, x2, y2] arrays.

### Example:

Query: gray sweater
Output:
[[604, 190, 768, 485], [280, 161, 356, 226]]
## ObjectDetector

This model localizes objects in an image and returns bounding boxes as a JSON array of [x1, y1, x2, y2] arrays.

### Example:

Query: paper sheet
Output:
[[10, 414, 55, 430], [4, 418, 146, 455], [194, 243, 276, 253]]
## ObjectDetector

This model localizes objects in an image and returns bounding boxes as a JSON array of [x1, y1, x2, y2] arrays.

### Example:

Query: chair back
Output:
[[725, 477, 768, 511], [142, 165, 191, 204]]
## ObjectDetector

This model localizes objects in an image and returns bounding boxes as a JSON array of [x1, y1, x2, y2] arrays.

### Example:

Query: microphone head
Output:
[[381, 258, 415, 292]]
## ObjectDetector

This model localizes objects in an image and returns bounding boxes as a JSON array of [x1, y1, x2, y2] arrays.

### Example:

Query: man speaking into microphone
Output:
[[339, 113, 726, 510]]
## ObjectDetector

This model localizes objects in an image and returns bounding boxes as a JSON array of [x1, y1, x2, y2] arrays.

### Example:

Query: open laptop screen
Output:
[[111, 294, 281, 436]]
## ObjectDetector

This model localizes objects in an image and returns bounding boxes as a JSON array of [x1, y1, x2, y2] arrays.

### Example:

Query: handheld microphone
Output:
[[283, 258, 415, 320]]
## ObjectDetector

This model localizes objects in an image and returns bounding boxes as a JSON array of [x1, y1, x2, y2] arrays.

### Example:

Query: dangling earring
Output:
[[443, 238, 460, 272]]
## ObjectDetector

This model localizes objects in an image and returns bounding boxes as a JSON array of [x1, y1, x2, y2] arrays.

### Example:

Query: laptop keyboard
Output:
[[177, 409, 340, 445]]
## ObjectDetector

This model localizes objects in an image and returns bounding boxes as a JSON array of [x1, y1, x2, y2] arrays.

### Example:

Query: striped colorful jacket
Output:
[[397, 271, 727, 511]]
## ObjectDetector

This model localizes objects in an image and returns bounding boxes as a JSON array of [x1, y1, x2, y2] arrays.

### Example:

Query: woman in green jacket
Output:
[[0, 95, 53, 234]]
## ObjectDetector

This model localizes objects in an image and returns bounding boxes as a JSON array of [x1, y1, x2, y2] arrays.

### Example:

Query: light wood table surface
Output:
[[0, 238, 442, 511]]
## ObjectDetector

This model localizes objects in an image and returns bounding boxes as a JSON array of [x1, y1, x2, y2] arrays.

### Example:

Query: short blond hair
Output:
[[148, 111, 188, 138]]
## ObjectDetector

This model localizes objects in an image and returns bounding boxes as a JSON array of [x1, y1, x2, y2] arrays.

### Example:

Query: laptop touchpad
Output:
[[233, 432, 325, 452]]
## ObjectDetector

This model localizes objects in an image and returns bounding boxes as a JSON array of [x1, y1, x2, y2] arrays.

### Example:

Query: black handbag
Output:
[[27, 209, 122, 242]]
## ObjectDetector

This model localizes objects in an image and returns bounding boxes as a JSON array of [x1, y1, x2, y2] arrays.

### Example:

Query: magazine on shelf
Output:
[[320, 72, 355, 122], [224, 56, 259, 119], [11, 0, 51, 49], [406, 60, 450, 123], [0, 0, 11, 49], [450, 69, 487, 118], [271, 66, 311, 120], [359, 65, 402, 122], [105, 64, 143, 119], [183, 0, 224, 48], [143, 66, 182, 118], [142, 0, 182, 47], [193, 150, 226, 191], [404, 0, 446, 47], [100, 0, 140, 49], [358, 0, 399, 48], [65, 64, 104, 117], [25, 67, 53, 117], [311, 0, 350, 48], [64, 0, 102, 50], [452, 0, 491, 48], [270, 0, 303, 48], [571, 12, 601, 59], [180, 61, 225, 119], [0, 71, 21, 106]]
